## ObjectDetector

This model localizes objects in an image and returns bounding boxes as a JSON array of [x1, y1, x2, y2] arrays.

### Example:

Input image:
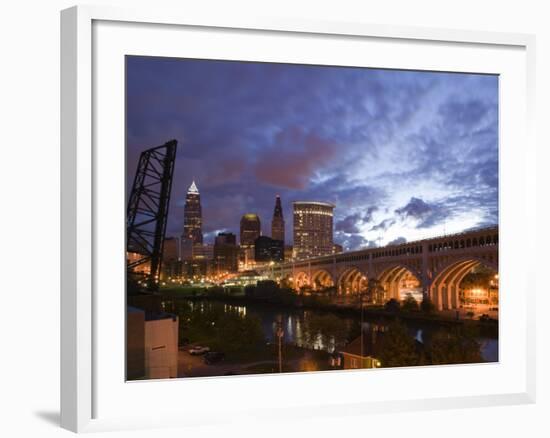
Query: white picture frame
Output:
[[60, 4, 536, 433]]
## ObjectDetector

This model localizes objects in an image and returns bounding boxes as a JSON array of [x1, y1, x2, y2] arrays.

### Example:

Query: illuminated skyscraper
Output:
[[182, 180, 203, 245], [254, 236, 284, 263], [240, 213, 261, 267], [214, 232, 239, 273], [293, 201, 335, 260], [271, 195, 285, 243], [240, 213, 261, 247]]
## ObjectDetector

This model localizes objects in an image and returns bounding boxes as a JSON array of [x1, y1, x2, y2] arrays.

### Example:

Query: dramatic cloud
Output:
[[254, 127, 338, 189], [362, 206, 378, 223], [370, 218, 396, 232], [335, 207, 378, 235], [335, 213, 363, 234], [126, 57, 498, 246], [395, 197, 432, 219], [394, 197, 450, 229], [388, 237, 407, 246], [439, 99, 490, 132], [335, 231, 378, 252]]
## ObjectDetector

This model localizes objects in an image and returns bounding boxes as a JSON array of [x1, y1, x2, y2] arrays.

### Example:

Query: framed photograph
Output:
[[61, 5, 536, 433]]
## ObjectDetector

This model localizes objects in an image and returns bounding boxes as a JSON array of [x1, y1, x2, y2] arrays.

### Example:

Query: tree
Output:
[[461, 266, 494, 290], [428, 327, 483, 365], [279, 277, 293, 289], [302, 314, 349, 349], [277, 287, 299, 306], [420, 296, 436, 315], [378, 321, 419, 367], [177, 302, 265, 360], [218, 313, 265, 358], [244, 284, 256, 298], [384, 298, 401, 314], [401, 295, 419, 312], [366, 278, 386, 304]]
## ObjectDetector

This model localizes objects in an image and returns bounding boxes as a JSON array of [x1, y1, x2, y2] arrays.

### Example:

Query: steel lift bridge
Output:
[[126, 140, 177, 293]]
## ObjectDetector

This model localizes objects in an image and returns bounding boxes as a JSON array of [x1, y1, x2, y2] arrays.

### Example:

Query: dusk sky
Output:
[[126, 56, 498, 251]]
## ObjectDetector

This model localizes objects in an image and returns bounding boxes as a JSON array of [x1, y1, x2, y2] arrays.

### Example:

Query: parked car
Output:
[[204, 351, 225, 365], [189, 346, 210, 355]]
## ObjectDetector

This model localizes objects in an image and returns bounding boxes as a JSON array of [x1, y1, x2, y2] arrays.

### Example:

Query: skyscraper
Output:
[[163, 236, 179, 262], [214, 232, 239, 273], [271, 195, 285, 243], [254, 236, 284, 263], [293, 201, 335, 260], [240, 213, 261, 247], [161, 236, 180, 280], [182, 180, 203, 245], [240, 213, 261, 268]]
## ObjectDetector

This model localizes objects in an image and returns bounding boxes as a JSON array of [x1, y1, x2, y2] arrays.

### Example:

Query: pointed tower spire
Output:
[[271, 195, 285, 243], [188, 180, 199, 194]]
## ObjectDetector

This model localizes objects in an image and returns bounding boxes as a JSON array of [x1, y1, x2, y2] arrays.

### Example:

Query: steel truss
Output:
[[126, 140, 177, 292]]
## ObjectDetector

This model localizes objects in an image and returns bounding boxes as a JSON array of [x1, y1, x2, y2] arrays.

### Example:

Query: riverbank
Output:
[[155, 291, 499, 377], [177, 344, 333, 378], [158, 286, 498, 337]]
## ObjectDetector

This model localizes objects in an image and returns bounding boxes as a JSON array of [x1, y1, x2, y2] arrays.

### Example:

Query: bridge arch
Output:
[[293, 271, 310, 290], [429, 256, 498, 310], [337, 266, 368, 295], [377, 264, 422, 302], [311, 269, 335, 291]]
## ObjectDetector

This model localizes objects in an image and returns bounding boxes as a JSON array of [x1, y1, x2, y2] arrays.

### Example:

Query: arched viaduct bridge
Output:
[[262, 226, 498, 311]]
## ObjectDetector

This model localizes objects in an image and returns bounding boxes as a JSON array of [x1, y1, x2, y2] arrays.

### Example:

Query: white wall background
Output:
[[0, 0, 547, 436]]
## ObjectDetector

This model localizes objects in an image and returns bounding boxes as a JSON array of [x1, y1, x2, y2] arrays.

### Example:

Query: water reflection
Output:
[[173, 299, 497, 363]]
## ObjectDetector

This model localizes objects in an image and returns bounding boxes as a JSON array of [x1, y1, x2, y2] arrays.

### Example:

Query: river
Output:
[[168, 298, 498, 367]]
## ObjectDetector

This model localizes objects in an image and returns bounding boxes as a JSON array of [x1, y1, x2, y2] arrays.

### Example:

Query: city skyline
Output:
[[127, 57, 498, 251], [125, 57, 500, 381], [177, 183, 340, 262]]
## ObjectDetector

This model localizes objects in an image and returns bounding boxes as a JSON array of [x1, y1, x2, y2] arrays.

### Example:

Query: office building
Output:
[[240, 213, 261, 246], [182, 180, 203, 245], [214, 232, 239, 273], [163, 236, 179, 262], [240, 213, 261, 267], [254, 236, 284, 263], [293, 201, 335, 260], [271, 195, 285, 243]]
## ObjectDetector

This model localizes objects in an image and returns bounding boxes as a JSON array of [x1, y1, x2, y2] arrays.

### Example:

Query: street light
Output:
[[276, 315, 284, 373], [358, 290, 367, 368]]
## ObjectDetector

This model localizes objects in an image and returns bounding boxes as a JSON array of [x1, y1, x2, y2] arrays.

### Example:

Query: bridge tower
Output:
[[126, 140, 177, 293]]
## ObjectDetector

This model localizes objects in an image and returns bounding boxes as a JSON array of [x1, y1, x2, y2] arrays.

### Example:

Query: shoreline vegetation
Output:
[[157, 282, 498, 336], [126, 281, 499, 375]]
